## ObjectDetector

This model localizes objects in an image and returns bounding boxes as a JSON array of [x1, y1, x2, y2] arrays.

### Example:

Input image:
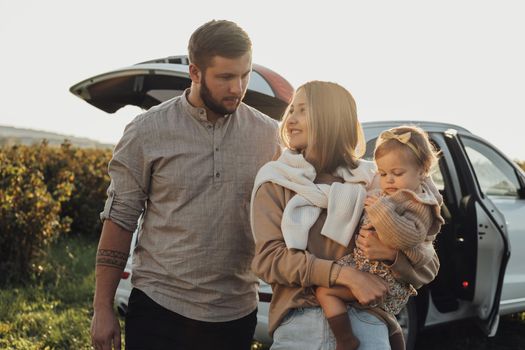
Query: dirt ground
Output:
[[414, 314, 525, 350]]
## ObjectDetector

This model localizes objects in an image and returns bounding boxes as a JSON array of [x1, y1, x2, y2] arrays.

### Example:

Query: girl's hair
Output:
[[374, 125, 440, 175], [279, 81, 365, 173]]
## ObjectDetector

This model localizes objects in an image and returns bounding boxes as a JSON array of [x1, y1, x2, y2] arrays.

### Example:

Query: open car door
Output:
[[444, 129, 510, 336], [69, 55, 293, 120]]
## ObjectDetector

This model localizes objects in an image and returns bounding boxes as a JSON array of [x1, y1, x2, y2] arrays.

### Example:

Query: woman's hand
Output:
[[356, 223, 398, 263], [335, 266, 388, 306]]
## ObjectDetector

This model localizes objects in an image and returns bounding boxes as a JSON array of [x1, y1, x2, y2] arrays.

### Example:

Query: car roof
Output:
[[362, 120, 471, 138]]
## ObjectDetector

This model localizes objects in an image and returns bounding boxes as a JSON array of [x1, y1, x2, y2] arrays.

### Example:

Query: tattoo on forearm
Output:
[[96, 249, 128, 269]]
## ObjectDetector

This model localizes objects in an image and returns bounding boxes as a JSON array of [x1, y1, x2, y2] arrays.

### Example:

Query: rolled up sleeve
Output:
[[100, 118, 149, 233], [388, 241, 440, 289]]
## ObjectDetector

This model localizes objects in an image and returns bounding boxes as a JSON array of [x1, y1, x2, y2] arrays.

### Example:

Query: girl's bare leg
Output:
[[316, 286, 359, 350], [316, 286, 354, 318]]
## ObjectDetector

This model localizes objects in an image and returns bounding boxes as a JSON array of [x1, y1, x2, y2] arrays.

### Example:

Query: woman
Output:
[[250, 81, 439, 349]]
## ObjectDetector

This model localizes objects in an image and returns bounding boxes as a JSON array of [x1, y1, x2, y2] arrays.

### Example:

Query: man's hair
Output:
[[188, 20, 252, 70], [279, 81, 366, 173]]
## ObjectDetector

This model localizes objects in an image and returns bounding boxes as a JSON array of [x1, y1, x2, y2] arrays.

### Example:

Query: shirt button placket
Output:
[[212, 124, 221, 183]]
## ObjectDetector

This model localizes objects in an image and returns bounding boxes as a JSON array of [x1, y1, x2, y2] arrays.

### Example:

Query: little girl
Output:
[[316, 125, 445, 350]]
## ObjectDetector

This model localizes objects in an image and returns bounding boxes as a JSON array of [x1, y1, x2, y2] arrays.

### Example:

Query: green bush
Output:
[[0, 141, 111, 285], [32, 141, 112, 238], [0, 144, 71, 285]]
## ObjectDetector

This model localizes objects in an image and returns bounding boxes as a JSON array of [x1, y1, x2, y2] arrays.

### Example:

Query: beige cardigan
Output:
[[366, 176, 445, 268], [251, 175, 441, 336]]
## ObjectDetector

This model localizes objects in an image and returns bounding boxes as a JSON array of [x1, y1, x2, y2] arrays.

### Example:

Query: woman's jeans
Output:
[[271, 306, 390, 350]]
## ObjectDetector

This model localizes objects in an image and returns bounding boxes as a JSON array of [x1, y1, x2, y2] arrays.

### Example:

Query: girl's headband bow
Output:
[[379, 130, 421, 159]]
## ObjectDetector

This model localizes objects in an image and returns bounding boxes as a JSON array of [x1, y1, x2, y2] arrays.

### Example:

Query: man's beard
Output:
[[200, 76, 241, 116]]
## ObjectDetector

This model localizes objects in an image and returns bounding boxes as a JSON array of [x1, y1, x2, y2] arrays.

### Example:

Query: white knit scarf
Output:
[[250, 149, 377, 249]]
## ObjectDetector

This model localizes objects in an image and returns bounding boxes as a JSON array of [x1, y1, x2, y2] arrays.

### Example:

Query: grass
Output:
[[1, 235, 524, 349], [0, 235, 98, 350]]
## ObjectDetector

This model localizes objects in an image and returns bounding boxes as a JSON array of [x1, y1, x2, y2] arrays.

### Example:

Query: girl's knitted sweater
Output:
[[365, 177, 445, 268]]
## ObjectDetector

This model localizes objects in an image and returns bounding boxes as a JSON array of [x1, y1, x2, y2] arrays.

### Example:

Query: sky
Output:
[[1, 0, 524, 160]]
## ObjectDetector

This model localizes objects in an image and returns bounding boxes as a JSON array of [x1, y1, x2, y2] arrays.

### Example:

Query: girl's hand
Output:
[[364, 194, 379, 207], [356, 226, 398, 263]]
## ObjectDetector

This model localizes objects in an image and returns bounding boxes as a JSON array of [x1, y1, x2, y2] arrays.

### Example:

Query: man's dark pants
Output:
[[125, 288, 257, 350]]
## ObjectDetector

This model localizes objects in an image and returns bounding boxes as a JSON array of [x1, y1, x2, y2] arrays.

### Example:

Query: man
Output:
[[90, 20, 280, 350]]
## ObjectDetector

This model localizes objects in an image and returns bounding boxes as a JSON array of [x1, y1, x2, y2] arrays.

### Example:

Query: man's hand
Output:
[[91, 220, 132, 350], [357, 224, 398, 263], [91, 306, 121, 350], [335, 266, 388, 306]]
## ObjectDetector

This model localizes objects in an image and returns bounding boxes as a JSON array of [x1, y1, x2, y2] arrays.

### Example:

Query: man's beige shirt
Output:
[[101, 91, 279, 321]]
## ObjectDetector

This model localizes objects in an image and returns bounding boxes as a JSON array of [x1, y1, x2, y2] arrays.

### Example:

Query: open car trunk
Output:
[[70, 57, 294, 120]]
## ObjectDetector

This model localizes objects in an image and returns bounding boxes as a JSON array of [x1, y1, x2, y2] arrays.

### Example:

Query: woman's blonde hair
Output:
[[374, 125, 440, 175], [279, 81, 365, 173]]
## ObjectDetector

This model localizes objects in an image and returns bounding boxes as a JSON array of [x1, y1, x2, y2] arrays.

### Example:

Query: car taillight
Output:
[[121, 271, 130, 279], [259, 292, 272, 303]]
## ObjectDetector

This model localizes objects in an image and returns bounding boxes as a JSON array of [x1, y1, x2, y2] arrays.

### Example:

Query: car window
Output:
[[364, 138, 445, 191], [460, 136, 520, 198]]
